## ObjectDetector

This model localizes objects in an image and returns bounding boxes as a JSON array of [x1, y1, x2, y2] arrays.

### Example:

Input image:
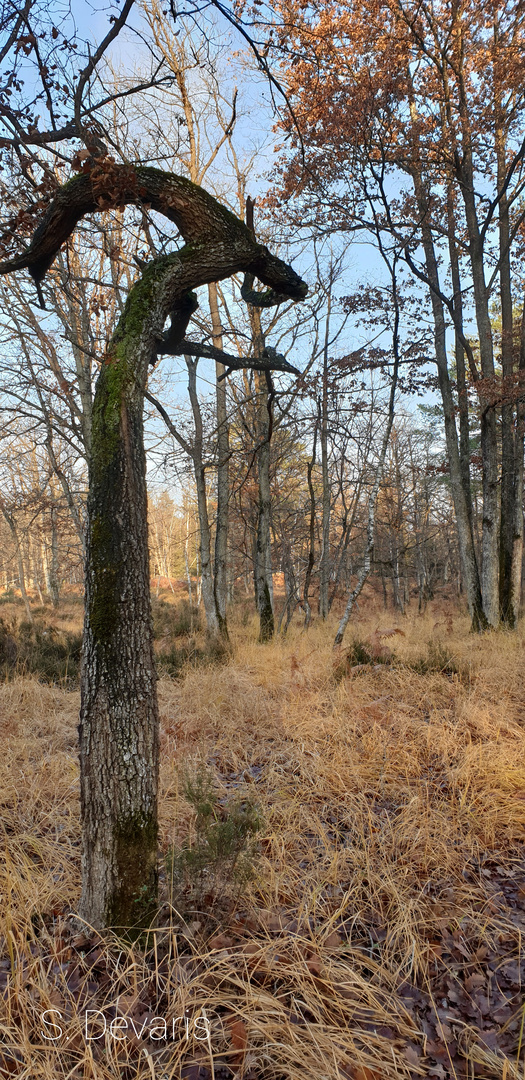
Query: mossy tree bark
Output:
[[78, 267, 176, 932], [0, 162, 306, 931]]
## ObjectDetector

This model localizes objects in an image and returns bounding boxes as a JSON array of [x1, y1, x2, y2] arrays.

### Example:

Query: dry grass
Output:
[[1, 605, 525, 1078]]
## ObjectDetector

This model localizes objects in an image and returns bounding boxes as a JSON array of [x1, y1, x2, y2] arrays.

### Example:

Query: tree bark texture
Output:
[[0, 166, 306, 304], [244, 200, 276, 643], [1, 163, 307, 930], [49, 504, 60, 608], [511, 297, 525, 622], [319, 318, 331, 619], [446, 187, 474, 533], [303, 422, 318, 628], [79, 290, 159, 932]]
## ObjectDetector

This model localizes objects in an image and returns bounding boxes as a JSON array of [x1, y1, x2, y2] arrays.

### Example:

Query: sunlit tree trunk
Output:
[[79, 272, 166, 931], [48, 501, 60, 608], [511, 297, 525, 621], [453, 52, 499, 627], [446, 186, 474, 534]]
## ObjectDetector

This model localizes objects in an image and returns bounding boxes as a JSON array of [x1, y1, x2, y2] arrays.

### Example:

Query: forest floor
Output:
[[1, 597, 525, 1079]]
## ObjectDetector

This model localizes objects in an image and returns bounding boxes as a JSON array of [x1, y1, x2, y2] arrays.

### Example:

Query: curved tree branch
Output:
[[0, 164, 308, 310]]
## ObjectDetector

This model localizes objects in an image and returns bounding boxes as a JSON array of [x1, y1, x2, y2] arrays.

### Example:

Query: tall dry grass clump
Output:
[[1, 606, 525, 1078]]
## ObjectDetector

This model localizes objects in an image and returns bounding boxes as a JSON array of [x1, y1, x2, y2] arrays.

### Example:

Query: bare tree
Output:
[[0, 159, 306, 929]]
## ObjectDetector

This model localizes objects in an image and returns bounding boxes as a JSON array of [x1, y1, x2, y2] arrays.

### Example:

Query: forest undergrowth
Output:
[[1, 599, 525, 1080]]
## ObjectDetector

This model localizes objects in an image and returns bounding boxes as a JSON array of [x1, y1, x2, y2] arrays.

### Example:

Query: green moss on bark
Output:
[[89, 516, 120, 644], [88, 365, 126, 646], [108, 812, 158, 936], [90, 267, 198, 479], [87, 267, 166, 645], [136, 165, 244, 232], [90, 358, 128, 476], [59, 172, 86, 192]]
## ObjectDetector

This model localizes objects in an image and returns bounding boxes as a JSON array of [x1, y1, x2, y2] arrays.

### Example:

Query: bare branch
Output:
[[73, 0, 136, 148], [157, 335, 300, 378]]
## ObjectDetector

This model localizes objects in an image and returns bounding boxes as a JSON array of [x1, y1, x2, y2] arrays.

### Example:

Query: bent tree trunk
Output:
[[1, 163, 307, 931], [78, 267, 182, 930]]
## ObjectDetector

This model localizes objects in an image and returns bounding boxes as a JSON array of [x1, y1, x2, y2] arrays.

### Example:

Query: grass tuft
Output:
[[406, 638, 463, 678], [166, 760, 262, 913], [0, 614, 82, 686]]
